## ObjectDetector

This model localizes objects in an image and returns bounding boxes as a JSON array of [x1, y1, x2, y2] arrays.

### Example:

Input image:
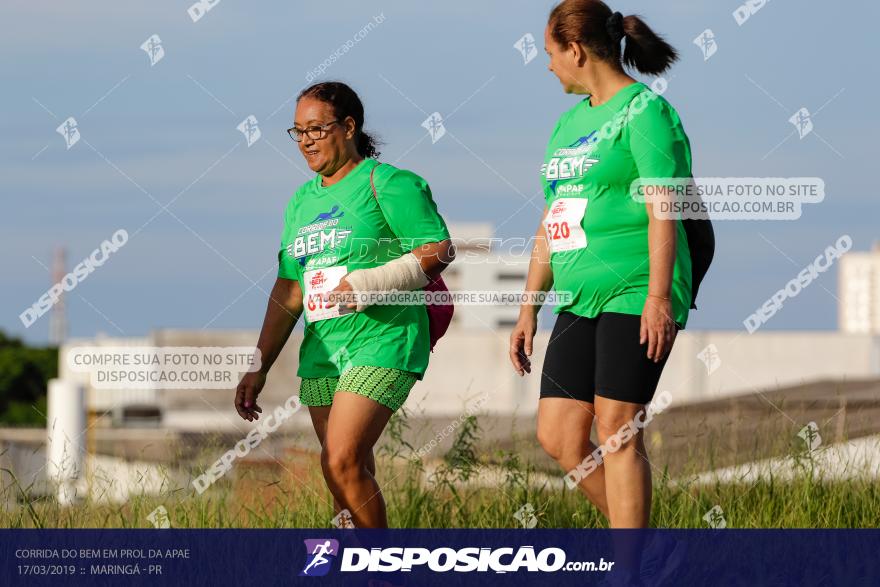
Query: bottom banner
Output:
[[2, 529, 878, 586]]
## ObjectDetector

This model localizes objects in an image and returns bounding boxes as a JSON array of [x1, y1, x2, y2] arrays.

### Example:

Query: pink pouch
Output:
[[423, 275, 453, 352]]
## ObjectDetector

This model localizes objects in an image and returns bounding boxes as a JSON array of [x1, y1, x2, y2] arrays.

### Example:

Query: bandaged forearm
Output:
[[345, 252, 430, 311]]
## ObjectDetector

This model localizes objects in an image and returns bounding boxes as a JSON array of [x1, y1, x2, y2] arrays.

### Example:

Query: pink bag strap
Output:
[[369, 162, 382, 206], [369, 162, 395, 237]]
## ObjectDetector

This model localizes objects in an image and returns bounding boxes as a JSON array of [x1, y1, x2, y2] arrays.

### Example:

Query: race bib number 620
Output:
[[544, 197, 588, 252]]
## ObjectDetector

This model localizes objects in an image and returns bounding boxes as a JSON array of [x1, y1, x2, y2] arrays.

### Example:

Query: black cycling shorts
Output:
[[540, 311, 675, 405]]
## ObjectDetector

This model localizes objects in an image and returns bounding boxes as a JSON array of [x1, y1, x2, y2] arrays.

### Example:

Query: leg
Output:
[[307, 406, 337, 514], [593, 312, 674, 528], [593, 396, 652, 528], [303, 376, 378, 518], [309, 405, 376, 476], [537, 398, 609, 519], [593, 395, 653, 578], [539, 312, 609, 519], [308, 406, 376, 516], [321, 391, 394, 528]]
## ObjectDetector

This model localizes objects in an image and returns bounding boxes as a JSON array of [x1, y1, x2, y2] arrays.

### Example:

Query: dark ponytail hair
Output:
[[548, 0, 678, 76], [297, 81, 381, 158]]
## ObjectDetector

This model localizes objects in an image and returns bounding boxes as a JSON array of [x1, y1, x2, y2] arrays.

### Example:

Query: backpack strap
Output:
[[369, 162, 380, 202], [369, 162, 395, 237]]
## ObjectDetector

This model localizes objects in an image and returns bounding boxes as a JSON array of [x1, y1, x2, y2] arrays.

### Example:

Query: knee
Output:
[[595, 415, 640, 450], [321, 444, 364, 486], [537, 423, 564, 462]]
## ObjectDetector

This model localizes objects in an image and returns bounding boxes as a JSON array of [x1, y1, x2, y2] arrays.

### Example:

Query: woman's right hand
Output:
[[235, 370, 267, 421], [509, 312, 537, 376]]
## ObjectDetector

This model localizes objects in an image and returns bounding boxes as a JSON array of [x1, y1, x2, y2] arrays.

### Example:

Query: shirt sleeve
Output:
[[373, 166, 451, 252], [277, 200, 300, 281], [627, 94, 693, 180]]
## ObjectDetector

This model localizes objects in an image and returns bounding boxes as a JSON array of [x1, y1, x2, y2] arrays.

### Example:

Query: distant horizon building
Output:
[[839, 242, 880, 334], [445, 223, 530, 330]]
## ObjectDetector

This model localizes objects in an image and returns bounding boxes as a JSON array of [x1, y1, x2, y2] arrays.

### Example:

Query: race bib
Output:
[[303, 265, 352, 322], [544, 197, 588, 252]]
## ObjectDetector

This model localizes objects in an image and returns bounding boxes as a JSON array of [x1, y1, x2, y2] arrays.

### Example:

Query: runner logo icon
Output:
[[300, 539, 339, 577]]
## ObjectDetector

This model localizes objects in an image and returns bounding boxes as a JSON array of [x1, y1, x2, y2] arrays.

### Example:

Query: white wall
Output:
[[656, 330, 879, 405], [59, 335, 154, 412], [412, 330, 880, 415], [59, 329, 880, 421]]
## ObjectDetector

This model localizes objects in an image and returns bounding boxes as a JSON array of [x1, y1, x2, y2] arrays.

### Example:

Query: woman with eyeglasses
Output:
[[234, 81, 454, 528], [510, 0, 712, 540]]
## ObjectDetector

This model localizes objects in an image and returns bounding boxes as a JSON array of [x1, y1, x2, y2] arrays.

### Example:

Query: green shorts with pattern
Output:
[[299, 366, 418, 412]]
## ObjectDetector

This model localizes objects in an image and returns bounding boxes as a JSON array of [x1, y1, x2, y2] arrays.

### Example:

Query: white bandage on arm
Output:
[[344, 252, 430, 311]]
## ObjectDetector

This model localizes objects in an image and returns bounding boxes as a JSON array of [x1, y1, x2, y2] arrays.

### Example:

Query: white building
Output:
[[55, 227, 880, 425], [445, 223, 530, 330], [59, 329, 880, 424], [839, 243, 880, 334]]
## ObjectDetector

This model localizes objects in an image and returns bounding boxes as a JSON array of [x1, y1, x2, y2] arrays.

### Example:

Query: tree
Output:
[[0, 331, 57, 425]]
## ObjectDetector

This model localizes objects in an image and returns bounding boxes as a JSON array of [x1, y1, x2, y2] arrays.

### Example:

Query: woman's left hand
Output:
[[640, 296, 677, 363]]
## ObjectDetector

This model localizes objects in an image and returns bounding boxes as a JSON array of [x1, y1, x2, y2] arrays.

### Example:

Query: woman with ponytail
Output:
[[510, 0, 710, 536], [235, 81, 454, 528]]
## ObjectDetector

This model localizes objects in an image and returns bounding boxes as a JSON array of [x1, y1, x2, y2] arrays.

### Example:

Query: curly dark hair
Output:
[[297, 81, 381, 158]]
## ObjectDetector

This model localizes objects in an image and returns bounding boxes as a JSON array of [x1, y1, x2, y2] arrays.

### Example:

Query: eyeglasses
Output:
[[287, 120, 340, 142]]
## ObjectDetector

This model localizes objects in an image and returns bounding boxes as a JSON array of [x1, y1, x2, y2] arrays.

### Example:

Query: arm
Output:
[[234, 277, 303, 421], [411, 238, 456, 279], [627, 94, 692, 362], [642, 194, 678, 363], [325, 240, 455, 310], [327, 167, 454, 309], [509, 207, 552, 375]]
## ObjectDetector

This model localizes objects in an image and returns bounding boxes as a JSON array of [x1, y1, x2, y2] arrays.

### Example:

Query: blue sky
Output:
[[2, 0, 877, 344]]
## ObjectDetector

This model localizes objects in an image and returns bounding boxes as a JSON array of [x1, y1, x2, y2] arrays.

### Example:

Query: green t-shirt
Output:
[[541, 82, 693, 326], [278, 158, 450, 379]]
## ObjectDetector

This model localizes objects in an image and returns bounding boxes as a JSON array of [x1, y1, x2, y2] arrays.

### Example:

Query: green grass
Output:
[[2, 408, 878, 529]]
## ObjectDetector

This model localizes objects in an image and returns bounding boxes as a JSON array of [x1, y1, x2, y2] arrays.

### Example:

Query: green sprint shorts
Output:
[[299, 366, 418, 412]]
